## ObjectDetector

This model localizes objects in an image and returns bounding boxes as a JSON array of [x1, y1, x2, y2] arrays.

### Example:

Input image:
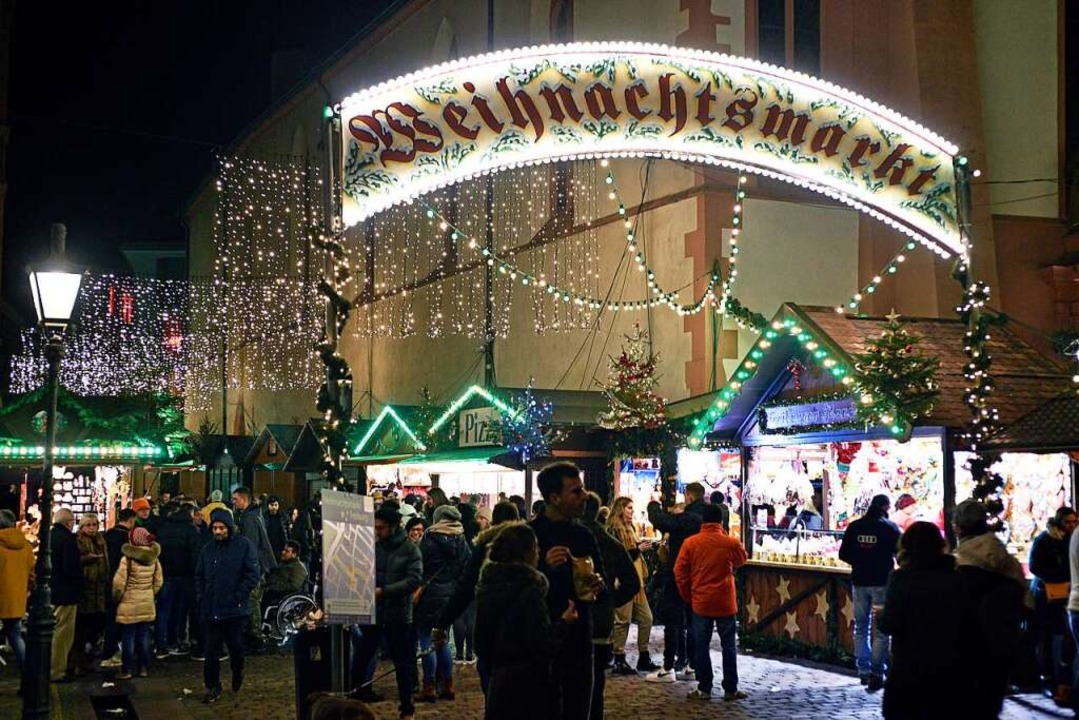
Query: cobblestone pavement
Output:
[[0, 630, 1068, 719]]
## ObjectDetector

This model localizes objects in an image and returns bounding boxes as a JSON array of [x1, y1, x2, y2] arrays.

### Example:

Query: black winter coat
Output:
[[104, 526, 130, 582], [581, 519, 640, 642], [958, 562, 1026, 718], [237, 506, 277, 576], [475, 562, 564, 720], [50, 523, 83, 606], [437, 523, 506, 629], [415, 527, 471, 629], [194, 531, 260, 621], [647, 500, 704, 615], [374, 528, 423, 626], [263, 511, 290, 559], [878, 555, 972, 719], [156, 514, 201, 579]]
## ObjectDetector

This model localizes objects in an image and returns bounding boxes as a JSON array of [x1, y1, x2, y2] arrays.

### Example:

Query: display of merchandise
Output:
[[751, 528, 848, 569], [955, 451, 1074, 567], [677, 448, 742, 534], [617, 457, 661, 536]]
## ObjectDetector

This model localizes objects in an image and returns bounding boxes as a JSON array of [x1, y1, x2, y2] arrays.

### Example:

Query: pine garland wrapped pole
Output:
[[852, 311, 940, 443]]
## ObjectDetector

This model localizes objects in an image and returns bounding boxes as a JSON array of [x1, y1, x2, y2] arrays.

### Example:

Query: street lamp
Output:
[[22, 223, 83, 720]]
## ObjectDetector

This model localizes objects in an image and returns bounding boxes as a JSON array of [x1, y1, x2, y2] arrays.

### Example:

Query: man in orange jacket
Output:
[[674, 503, 748, 702]]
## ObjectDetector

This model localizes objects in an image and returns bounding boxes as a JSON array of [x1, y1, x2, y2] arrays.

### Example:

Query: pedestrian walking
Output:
[[475, 521, 578, 720], [433, 500, 521, 696], [100, 508, 136, 668], [838, 494, 901, 692], [582, 492, 640, 720], [132, 497, 161, 535], [195, 508, 260, 705], [263, 495, 291, 559], [49, 507, 83, 682], [530, 462, 606, 720], [606, 496, 659, 673], [347, 505, 422, 720], [955, 499, 1027, 718], [645, 482, 706, 683], [155, 503, 201, 658], [878, 521, 970, 719], [1029, 506, 1076, 704], [70, 513, 109, 676], [112, 526, 163, 679], [675, 503, 748, 702], [232, 486, 277, 647], [0, 509, 34, 668], [415, 504, 471, 701]]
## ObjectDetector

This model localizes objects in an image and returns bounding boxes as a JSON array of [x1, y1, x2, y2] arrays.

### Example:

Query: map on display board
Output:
[[321, 490, 376, 625]]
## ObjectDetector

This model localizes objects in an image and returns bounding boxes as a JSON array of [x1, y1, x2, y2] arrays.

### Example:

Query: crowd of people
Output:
[[3, 466, 1077, 720], [0, 487, 318, 705], [349, 465, 749, 720]]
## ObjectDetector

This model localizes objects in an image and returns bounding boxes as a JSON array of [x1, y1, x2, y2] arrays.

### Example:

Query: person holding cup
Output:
[[529, 462, 606, 720]]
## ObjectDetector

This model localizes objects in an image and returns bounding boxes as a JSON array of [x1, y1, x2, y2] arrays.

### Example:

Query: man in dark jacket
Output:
[[838, 494, 901, 691], [953, 499, 1027, 717], [646, 482, 706, 682], [529, 462, 606, 720], [49, 508, 82, 682], [195, 508, 259, 705], [348, 506, 422, 720], [582, 492, 640, 720], [262, 496, 291, 559], [100, 508, 137, 667], [232, 486, 276, 646], [155, 503, 201, 657]]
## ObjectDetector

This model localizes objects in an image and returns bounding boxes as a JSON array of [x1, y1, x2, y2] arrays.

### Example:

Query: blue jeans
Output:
[[121, 622, 152, 674], [417, 627, 454, 683], [1067, 610, 1079, 699], [691, 613, 738, 694], [3, 618, 25, 665], [852, 585, 888, 676], [155, 578, 188, 649]]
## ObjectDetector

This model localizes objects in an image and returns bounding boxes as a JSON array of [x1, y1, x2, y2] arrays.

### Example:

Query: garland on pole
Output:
[[852, 312, 940, 442], [953, 262, 1002, 446], [314, 229, 355, 489]]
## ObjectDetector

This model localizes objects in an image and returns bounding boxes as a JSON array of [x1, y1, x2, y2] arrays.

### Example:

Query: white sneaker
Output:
[[678, 668, 696, 682], [645, 668, 678, 683], [99, 656, 123, 669]]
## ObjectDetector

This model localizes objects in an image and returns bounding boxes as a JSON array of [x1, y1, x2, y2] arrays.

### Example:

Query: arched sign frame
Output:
[[337, 42, 966, 260]]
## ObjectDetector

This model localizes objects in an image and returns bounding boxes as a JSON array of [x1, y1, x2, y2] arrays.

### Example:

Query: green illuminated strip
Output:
[[688, 315, 856, 448], [0, 445, 164, 459], [428, 385, 520, 436], [354, 406, 428, 455]]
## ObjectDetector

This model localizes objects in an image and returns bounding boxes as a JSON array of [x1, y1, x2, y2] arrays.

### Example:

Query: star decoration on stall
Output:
[[745, 596, 760, 625], [841, 594, 856, 627], [775, 577, 791, 603], [813, 590, 830, 622], [783, 611, 800, 639]]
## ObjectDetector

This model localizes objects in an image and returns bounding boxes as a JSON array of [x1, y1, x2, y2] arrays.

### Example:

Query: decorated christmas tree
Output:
[[853, 312, 940, 442], [490, 379, 565, 464], [598, 323, 668, 430]]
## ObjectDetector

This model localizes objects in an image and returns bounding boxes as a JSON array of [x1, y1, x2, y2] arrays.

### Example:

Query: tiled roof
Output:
[[983, 392, 1079, 451], [799, 306, 1073, 429]]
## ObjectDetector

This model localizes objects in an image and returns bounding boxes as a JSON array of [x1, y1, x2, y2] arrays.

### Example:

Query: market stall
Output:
[[687, 304, 1073, 662]]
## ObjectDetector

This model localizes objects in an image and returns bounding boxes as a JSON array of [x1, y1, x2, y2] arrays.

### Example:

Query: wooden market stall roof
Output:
[[244, 424, 305, 467], [982, 392, 1079, 453], [692, 303, 1073, 444]]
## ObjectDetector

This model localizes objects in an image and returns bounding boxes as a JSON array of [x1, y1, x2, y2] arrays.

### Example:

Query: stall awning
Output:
[[346, 453, 415, 466], [399, 447, 523, 473]]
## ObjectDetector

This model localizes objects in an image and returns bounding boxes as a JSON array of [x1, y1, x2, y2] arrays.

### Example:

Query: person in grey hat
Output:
[[953, 499, 1027, 717], [414, 503, 471, 702]]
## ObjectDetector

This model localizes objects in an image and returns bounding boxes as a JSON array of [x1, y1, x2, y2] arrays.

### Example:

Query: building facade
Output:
[[184, 0, 1076, 429]]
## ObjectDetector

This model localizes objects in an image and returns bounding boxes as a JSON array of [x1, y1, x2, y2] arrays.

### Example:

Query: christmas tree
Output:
[[598, 323, 668, 430], [490, 379, 565, 464], [853, 312, 940, 441]]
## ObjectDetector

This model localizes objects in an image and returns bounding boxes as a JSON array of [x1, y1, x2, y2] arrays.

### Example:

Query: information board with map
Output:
[[321, 490, 376, 625]]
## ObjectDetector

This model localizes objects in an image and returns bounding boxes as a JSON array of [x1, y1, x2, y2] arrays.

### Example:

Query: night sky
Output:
[[3, 0, 400, 319]]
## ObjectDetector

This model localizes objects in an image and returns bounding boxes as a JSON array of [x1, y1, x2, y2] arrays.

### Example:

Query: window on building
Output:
[[756, 0, 820, 75]]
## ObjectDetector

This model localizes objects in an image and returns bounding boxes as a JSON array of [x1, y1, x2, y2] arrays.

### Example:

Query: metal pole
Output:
[[22, 333, 62, 719], [483, 0, 496, 389]]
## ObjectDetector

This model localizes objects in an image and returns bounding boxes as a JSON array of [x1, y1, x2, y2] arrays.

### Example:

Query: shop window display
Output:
[[746, 436, 945, 569], [677, 448, 742, 536], [954, 452, 1074, 571], [616, 458, 662, 536]]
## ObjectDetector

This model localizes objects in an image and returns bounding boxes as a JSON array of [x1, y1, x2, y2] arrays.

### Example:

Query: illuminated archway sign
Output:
[[339, 42, 962, 257]]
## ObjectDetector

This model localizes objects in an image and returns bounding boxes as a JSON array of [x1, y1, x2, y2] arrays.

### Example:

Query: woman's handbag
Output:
[[1044, 581, 1070, 602]]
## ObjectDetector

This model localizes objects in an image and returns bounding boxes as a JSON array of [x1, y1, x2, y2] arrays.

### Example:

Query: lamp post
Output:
[[22, 223, 83, 720]]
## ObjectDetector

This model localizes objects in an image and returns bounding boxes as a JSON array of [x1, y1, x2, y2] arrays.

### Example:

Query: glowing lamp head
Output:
[[28, 224, 85, 331]]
